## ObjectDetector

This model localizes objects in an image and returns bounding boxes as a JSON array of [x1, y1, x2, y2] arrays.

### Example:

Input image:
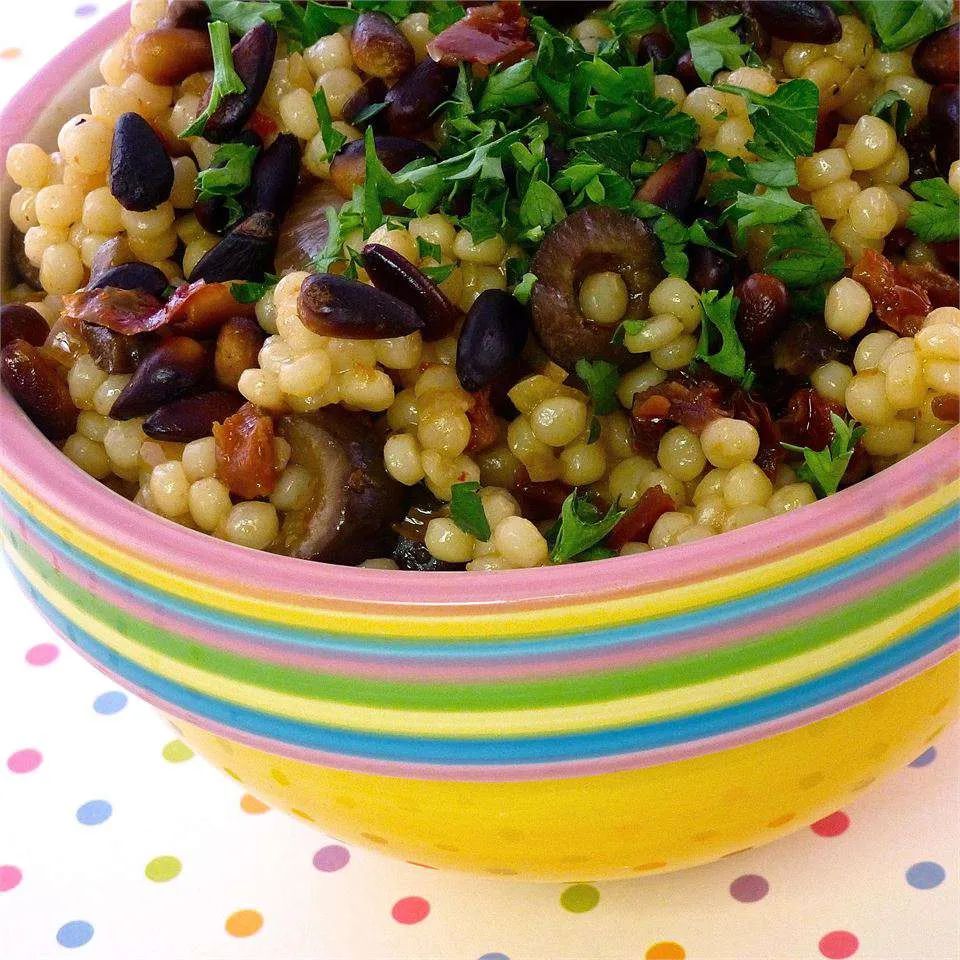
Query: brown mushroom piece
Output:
[[273, 409, 405, 565], [530, 206, 664, 369], [275, 178, 345, 273]]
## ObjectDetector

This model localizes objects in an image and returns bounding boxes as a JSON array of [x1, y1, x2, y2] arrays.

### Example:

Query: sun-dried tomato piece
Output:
[[629, 374, 730, 454], [897, 262, 960, 311], [213, 401, 277, 499], [62, 286, 162, 335], [932, 393, 960, 422], [427, 0, 534, 67], [606, 485, 676, 552], [513, 466, 571, 522], [63, 281, 255, 338], [246, 108, 278, 141], [778, 386, 844, 452], [731, 389, 782, 479], [852, 249, 932, 335], [465, 387, 500, 454]]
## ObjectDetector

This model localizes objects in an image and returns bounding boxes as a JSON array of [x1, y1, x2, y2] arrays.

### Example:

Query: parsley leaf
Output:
[[449, 481, 491, 541], [313, 87, 347, 158], [311, 202, 363, 274], [765, 207, 845, 287], [420, 263, 456, 283], [181, 21, 245, 139], [870, 90, 912, 138], [661, 0, 698, 51], [782, 413, 865, 496], [195, 141, 260, 228], [853, 0, 951, 51], [687, 15, 750, 83], [415, 237, 443, 263], [695, 289, 748, 383], [205, 0, 283, 33], [512, 271, 538, 305], [230, 273, 279, 303], [717, 79, 819, 163], [602, 1, 660, 37], [549, 490, 626, 564], [723, 187, 807, 240], [611, 318, 645, 346], [426, 1, 464, 33], [575, 359, 619, 415], [906, 177, 960, 243], [478, 60, 539, 113]]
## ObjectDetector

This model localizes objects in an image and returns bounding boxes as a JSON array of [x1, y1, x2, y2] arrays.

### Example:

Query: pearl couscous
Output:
[[2, 0, 958, 570]]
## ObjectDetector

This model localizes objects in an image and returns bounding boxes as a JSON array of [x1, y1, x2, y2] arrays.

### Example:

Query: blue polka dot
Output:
[[57, 921, 94, 948], [75, 800, 112, 826], [92, 691, 127, 715], [909, 747, 937, 767], [906, 861, 946, 889], [478, 955, 510, 960]]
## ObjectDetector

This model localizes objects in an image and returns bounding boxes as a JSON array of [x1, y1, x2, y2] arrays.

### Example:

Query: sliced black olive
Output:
[[298, 273, 424, 339], [383, 59, 458, 137], [329, 136, 435, 199], [110, 336, 209, 419], [142, 390, 243, 442], [456, 289, 529, 392], [198, 22, 278, 144], [276, 179, 345, 273], [274, 410, 406, 565], [109, 112, 174, 212], [1, 304, 48, 348], [87, 262, 169, 299], [246, 132, 301, 220], [530, 206, 664, 369], [635, 149, 706, 224], [189, 210, 278, 283]]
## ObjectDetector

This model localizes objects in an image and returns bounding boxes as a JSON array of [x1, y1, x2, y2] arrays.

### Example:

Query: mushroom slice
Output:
[[274, 410, 405, 565], [530, 206, 664, 370]]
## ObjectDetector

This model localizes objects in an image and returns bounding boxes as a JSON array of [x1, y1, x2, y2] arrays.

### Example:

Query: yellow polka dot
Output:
[[225, 910, 263, 938], [161, 739, 193, 763], [766, 812, 796, 828]]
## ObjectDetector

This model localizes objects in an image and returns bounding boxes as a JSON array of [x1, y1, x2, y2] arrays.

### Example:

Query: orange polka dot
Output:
[[646, 942, 685, 960], [633, 861, 668, 872], [0, 48, 22, 60], [225, 910, 263, 938], [240, 794, 269, 814]]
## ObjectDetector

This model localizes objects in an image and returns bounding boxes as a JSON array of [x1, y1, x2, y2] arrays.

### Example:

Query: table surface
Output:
[[1, 4, 958, 958]]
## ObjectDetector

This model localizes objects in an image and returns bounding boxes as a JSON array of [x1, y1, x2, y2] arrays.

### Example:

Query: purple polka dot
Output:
[[906, 861, 945, 889], [0, 865, 22, 892], [74, 4, 98, 16], [730, 873, 769, 902], [909, 747, 937, 768], [312, 845, 350, 872], [7, 749, 42, 774], [57, 920, 94, 948], [93, 691, 127, 715], [479, 954, 510, 960], [26, 643, 59, 666]]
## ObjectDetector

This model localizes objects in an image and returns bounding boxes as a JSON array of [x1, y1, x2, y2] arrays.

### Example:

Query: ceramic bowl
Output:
[[1, 6, 958, 881]]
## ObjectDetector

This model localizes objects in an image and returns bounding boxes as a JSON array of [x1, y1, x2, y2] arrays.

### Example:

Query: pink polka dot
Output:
[[312, 845, 350, 872], [391, 896, 430, 925], [811, 811, 850, 838], [0, 866, 22, 892], [6, 749, 42, 774], [729, 874, 769, 902], [25, 643, 58, 666], [819, 931, 859, 958]]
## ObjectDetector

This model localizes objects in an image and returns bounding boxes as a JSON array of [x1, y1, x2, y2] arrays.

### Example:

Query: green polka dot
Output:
[[162, 740, 193, 763], [560, 883, 600, 913], [145, 856, 182, 882]]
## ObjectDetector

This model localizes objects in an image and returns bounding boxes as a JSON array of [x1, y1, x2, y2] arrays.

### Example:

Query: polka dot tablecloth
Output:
[[1, 4, 958, 958]]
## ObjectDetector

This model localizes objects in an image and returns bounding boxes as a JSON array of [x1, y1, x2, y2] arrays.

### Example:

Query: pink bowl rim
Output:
[[2, 6, 958, 608]]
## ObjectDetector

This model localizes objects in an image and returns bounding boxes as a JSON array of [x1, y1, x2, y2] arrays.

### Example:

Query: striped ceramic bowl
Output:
[[2, 7, 958, 881]]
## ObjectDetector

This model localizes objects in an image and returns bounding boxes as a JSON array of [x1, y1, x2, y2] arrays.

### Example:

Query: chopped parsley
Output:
[[870, 90, 912, 138], [906, 178, 960, 243], [695, 289, 749, 384], [782, 413, 865, 496], [512, 271, 538, 305], [205, 0, 284, 34], [449, 481, 490, 541], [687, 14, 750, 83], [575, 359, 620, 415], [313, 87, 347, 157], [853, 0, 951, 51], [195, 141, 260, 228], [230, 274, 279, 303], [549, 490, 626, 565], [722, 187, 807, 240], [181, 21, 245, 139], [765, 207, 845, 287]]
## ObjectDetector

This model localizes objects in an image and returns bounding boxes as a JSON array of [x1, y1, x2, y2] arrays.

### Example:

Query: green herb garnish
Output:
[[782, 413, 865, 496], [695, 289, 749, 384], [906, 178, 960, 243], [449, 481, 491, 541], [575, 359, 619, 415], [230, 274, 279, 303], [313, 87, 347, 158], [195, 141, 260, 227], [870, 90, 912, 138], [853, 0, 951, 51], [549, 490, 626, 564], [687, 14, 750, 83], [512, 271, 538, 305], [181, 21, 245, 139]]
